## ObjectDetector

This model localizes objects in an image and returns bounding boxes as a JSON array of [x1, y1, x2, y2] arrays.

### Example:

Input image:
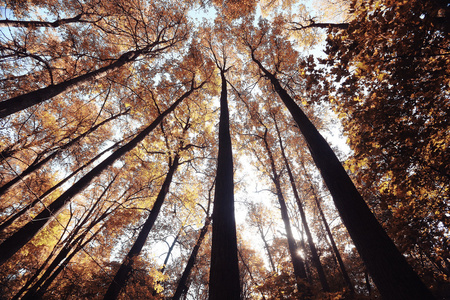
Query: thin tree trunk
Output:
[[0, 40, 166, 118], [14, 178, 115, 300], [365, 269, 372, 296], [151, 229, 181, 297], [291, 22, 349, 31], [260, 128, 307, 285], [0, 84, 200, 266], [274, 118, 330, 292], [0, 14, 89, 28], [209, 70, 241, 300], [236, 248, 267, 300], [258, 225, 276, 273], [301, 160, 354, 293], [25, 223, 106, 299], [251, 53, 434, 299], [0, 110, 126, 198], [172, 217, 210, 300], [160, 232, 180, 275], [0, 141, 121, 232], [103, 154, 180, 299]]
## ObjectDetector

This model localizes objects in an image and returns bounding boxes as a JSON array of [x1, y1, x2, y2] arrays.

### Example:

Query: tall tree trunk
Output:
[[209, 70, 241, 300], [0, 141, 121, 232], [274, 119, 330, 292], [14, 178, 115, 300], [24, 223, 106, 299], [237, 248, 267, 300], [151, 228, 181, 297], [251, 53, 434, 299], [172, 217, 211, 300], [260, 128, 307, 286], [0, 110, 126, 198], [257, 225, 276, 273], [0, 40, 167, 118], [301, 159, 354, 293], [0, 84, 199, 266], [0, 14, 89, 28], [103, 154, 180, 300]]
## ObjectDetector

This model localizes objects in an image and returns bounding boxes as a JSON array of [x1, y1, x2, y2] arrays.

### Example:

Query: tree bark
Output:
[[103, 154, 180, 300], [251, 53, 435, 299], [24, 224, 105, 299], [0, 84, 199, 266], [209, 70, 241, 300], [274, 119, 330, 292], [172, 217, 210, 300]]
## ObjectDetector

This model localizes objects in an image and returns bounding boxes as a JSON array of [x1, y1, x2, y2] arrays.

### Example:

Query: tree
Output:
[[0, 0, 444, 298], [243, 20, 435, 299], [247, 116, 308, 289], [0, 80, 203, 266], [0, 0, 189, 118], [326, 0, 449, 289], [273, 113, 330, 292], [209, 61, 241, 299], [103, 118, 194, 299]]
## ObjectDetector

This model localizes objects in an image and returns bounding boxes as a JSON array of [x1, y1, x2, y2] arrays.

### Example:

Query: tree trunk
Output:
[[0, 110, 126, 198], [0, 41, 164, 118], [152, 228, 181, 297], [274, 119, 330, 292], [260, 128, 307, 286], [15, 179, 114, 300], [303, 163, 354, 293], [251, 54, 435, 299], [103, 154, 180, 300], [172, 217, 210, 300], [0, 14, 88, 28], [0, 84, 199, 266], [258, 225, 276, 273], [24, 224, 105, 299], [209, 70, 241, 300]]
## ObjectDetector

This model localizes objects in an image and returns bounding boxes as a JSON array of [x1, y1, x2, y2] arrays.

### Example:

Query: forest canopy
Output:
[[0, 0, 448, 299]]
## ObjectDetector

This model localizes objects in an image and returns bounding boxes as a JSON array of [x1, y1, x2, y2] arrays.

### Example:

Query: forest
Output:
[[0, 0, 448, 299]]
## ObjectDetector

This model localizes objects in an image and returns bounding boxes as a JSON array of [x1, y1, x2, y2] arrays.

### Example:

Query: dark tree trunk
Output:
[[209, 70, 241, 300], [152, 228, 181, 297], [0, 85, 199, 266], [0, 141, 120, 232], [0, 110, 126, 198], [0, 40, 166, 118], [274, 119, 330, 292], [160, 232, 180, 275], [260, 128, 307, 286], [251, 54, 435, 300], [302, 163, 354, 293], [103, 154, 180, 300], [24, 225, 105, 299], [172, 217, 210, 300], [291, 22, 349, 31], [0, 14, 89, 28], [14, 179, 114, 300], [365, 269, 372, 296]]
